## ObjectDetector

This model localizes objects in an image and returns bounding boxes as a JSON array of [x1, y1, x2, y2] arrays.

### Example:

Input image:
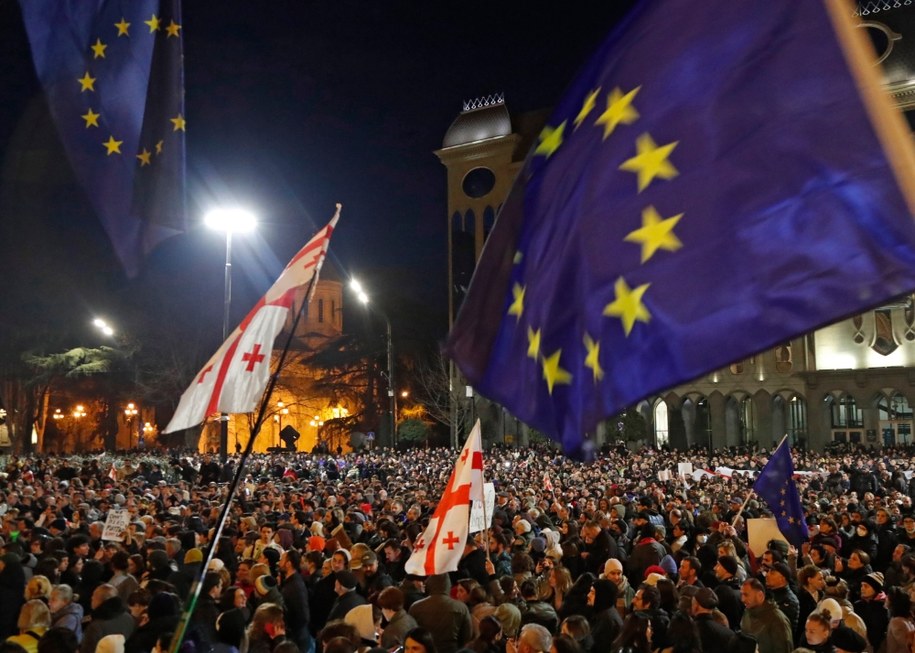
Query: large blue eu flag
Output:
[[446, 1, 915, 458], [20, 0, 186, 276], [754, 441, 809, 546]]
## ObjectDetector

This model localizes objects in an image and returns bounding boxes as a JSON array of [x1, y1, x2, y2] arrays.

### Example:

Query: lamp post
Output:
[[72, 404, 86, 450], [274, 401, 289, 448], [124, 402, 138, 449], [142, 421, 155, 448], [349, 279, 396, 446], [205, 207, 257, 462]]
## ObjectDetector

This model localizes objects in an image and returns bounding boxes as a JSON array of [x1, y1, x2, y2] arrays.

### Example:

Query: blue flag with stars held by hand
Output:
[[20, 0, 186, 277], [445, 1, 915, 458], [753, 441, 809, 547]]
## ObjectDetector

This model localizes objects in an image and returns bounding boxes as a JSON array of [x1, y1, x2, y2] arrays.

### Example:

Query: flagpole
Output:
[[731, 433, 789, 527], [480, 459, 491, 563], [167, 206, 340, 653]]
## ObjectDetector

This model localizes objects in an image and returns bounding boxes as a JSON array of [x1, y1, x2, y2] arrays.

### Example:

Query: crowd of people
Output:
[[0, 441, 913, 653]]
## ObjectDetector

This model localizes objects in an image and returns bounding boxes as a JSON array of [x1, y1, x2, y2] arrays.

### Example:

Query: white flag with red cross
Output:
[[164, 206, 340, 433], [405, 420, 484, 576]]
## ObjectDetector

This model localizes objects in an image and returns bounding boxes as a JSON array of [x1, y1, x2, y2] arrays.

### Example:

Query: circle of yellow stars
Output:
[[513, 80, 686, 395], [76, 14, 184, 165]]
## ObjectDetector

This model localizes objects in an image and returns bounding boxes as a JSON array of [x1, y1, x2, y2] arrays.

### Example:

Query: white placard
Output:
[[101, 509, 131, 542], [747, 517, 787, 556], [658, 470, 671, 481], [677, 462, 693, 476], [469, 483, 496, 533]]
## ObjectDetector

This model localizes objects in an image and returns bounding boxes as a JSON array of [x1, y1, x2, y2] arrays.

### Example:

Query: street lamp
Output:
[[92, 317, 115, 337], [124, 402, 138, 448], [205, 207, 257, 462], [142, 421, 155, 448], [349, 278, 396, 446], [274, 400, 289, 448]]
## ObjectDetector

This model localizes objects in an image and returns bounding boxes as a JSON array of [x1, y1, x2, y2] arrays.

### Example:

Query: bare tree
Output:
[[412, 348, 471, 434]]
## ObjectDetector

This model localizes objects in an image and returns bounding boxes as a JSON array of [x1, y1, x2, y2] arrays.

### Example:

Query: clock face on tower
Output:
[[462, 167, 496, 199]]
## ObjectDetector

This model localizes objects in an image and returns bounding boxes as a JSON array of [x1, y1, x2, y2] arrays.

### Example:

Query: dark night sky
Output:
[[0, 0, 635, 351]]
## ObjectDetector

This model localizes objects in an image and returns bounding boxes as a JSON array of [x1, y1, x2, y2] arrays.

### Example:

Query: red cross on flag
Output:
[[163, 206, 340, 433], [405, 420, 484, 576]]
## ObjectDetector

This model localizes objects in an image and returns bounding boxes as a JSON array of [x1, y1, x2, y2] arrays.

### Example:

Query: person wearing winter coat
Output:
[[0, 552, 26, 640], [589, 579, 624, 653], [80, 584, 136, 653], [409, 573, 473, 653], [884, 587, 915, 653], [49, 583, 83, 643], [739, 579, 793, 653], [852, 572, 888, 653]]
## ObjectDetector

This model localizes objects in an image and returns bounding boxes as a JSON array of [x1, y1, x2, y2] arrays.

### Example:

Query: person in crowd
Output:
[[48, 584, 82, 643], [403, 626, 437, 653], [610, 613, 652, 653], [409, 574, 472, 653], [80, 584, 136, 653], [883, 586, 914, 653], [6, 600, 51, 653], [739, 578, 793, 653]]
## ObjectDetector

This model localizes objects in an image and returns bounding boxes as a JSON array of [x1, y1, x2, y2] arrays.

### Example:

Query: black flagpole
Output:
[[167, 204, 340, 653]]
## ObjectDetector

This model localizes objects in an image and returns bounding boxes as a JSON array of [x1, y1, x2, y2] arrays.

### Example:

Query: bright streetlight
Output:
[[205, 207, 257, 462], [349, 278, 396, 446], [124, 402, 138, 448], [92, 318, 115, 337]]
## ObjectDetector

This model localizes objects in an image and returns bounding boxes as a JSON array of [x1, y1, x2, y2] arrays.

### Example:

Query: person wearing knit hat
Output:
[[184, 548, 203, 565], [856, 571, 888, 652], [96, 633, 125, 653], [255, 574, 278, 597], [345, 603, 380, 646], [328, 570, 368, 622], [860, 571, 884, 595], [307, 535, 326, 553], [713, 556, 743, 629], [644, 565, 667, 579], [644, 572, 665, 587]]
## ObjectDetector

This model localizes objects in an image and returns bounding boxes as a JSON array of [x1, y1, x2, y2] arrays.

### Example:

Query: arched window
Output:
[[654, 401, 669, 447]]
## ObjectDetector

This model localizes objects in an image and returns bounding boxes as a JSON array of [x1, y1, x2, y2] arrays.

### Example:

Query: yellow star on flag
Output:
[[513, 251, 523, 264], [619, 133, 679, 192], [166, 20, 182, 38], [103, 136, 123, 155], [541, 349, 572, 394], [535, 121, 566, 158], [583, 334, 604, 383], [527, 327, 541, 361], [144, 14, 161, 32], [603, 276, 651, 336], [155, 140, 164, 155], [595, 86, 640, 139], [573, 88, 600, 130], [507, 283, 525, 319], [170, 113, 187, 132], [90, 38, 107, 59], [114, 18, 131, 36], [81, 108, 100, 128], [624, 205, 683, 263], [136, 149, 152, 166], [78, 72, 96, 92]]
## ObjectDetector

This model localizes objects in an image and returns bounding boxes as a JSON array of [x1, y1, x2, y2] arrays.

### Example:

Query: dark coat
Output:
[[80, 596, 136, 653], [409, 574, 473, 653], [281, 571, 311, 651], [695, 613, 736, 652], [714, 577, 745, 630], [327, 588, 367, 623]]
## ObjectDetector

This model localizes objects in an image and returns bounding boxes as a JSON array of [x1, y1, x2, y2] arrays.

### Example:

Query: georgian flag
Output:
[[164, 206, 340, 433], [405, 420, 484, 576]]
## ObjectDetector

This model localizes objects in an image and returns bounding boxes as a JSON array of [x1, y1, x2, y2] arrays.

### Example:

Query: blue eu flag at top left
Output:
[[20, 0, 186, 276]]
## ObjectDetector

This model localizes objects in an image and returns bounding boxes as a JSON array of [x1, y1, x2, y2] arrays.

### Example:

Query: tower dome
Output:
[[442, 94, 512, 148]]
